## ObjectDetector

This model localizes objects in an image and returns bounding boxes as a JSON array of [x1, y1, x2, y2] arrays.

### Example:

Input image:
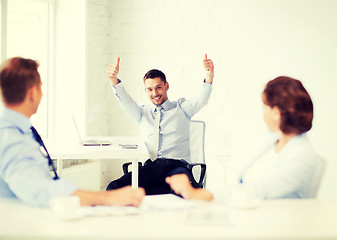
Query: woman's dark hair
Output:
[[0, 57, 40, 104], [143, 69, 166, 83], [263, 76, 313, 134]]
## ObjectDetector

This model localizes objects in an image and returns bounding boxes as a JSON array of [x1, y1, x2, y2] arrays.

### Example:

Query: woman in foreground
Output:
[[166, 76, 318, 201]]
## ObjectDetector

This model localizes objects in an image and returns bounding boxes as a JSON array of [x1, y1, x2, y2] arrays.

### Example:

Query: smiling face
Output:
[[144, 77, 169, 106]]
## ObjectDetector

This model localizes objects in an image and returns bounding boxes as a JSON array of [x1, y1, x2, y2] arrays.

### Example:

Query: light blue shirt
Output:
[[0, 108, 78, 207], [113, 81, 212, 163], [240, 133, 319, 199]]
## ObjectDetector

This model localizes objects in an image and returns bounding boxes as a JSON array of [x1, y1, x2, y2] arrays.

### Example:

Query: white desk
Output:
[[47, 136, 149, 188], [1, 198, 337, 240]]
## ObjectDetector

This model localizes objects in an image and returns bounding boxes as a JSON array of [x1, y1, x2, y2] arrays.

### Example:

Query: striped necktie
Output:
[[31, 126, 59, 180], [150, 106, 162, 160]]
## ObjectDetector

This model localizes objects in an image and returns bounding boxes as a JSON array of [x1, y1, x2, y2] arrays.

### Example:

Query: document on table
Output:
[[78, 194, 194, 217], [140, 194, 196, 211]]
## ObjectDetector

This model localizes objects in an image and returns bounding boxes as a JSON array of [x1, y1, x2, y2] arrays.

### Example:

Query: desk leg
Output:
[[131, 159, 138, 189], [57, 159, 63, 177]]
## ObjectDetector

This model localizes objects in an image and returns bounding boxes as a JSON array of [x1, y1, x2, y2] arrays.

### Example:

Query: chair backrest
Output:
[[307, 155, 326, 198], [189, 120, 206, 183]]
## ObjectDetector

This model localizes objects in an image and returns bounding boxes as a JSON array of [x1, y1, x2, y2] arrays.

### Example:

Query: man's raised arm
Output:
[[106, 57, 143, 123], [107, 57, 121, 86], [203, 54, 214, 84]]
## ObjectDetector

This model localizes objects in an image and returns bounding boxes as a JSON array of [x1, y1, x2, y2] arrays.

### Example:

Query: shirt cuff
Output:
[[203, 79, 213, 85], [111, 79, 124, 92], [111, 78, 121, 88], [202, 80, 213, 91]]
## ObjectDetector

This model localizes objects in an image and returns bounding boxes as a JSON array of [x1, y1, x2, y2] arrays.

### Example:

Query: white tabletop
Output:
[[46, 136, 149, 189], [47, 136, 149, 160], [1, 197, 337, 240]]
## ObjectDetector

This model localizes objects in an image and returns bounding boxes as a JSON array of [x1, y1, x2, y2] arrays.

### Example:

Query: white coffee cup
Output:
[[49, 196, 82, 220], [228, 185, 257, 207]]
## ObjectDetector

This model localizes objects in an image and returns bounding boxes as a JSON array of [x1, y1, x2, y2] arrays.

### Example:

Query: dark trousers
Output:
[[106, 158, 193, 195]]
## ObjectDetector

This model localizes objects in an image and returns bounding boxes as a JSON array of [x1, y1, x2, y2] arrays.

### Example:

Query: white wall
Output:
[[86, 0, 143, 137], [3, 0, 335, 197], [1, 0, 50, 137], [53, 0, 87, 141], [86, 0, 337, 198]]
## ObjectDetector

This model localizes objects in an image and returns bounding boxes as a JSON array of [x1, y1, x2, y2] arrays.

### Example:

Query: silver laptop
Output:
[[72, 116, 111, 146]]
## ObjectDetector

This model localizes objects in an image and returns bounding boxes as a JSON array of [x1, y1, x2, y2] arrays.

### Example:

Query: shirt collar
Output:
[[1, 107, 32, 134], [151, 98, 173, 112]]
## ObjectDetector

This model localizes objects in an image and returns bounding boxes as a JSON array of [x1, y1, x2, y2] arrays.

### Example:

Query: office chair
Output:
[[187, 120, 206, 188], [307, 155, 326, 198], [122, 120, 207, 188]]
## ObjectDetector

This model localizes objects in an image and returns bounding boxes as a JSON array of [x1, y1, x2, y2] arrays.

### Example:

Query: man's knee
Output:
[[106, 174, 131, 191], [167, 166, 190, 176], [106, 180, 120, 190]]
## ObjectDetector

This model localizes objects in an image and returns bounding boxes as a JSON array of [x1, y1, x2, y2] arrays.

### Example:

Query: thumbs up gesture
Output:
[[203, 54, 214, 84], [106, 57, 120, 86]]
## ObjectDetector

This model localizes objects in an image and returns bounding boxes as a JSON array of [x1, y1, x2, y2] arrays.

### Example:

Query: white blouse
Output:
[[242, 146, 278, 184]]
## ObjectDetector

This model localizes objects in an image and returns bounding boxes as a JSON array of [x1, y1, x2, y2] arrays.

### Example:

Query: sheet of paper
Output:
[[140, 194, 196, 211]]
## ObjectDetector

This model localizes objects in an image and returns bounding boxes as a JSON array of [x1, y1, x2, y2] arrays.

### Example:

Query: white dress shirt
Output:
[[112, 81, 212, 163]]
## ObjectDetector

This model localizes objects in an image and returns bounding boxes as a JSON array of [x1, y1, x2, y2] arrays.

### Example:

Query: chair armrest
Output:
[[122, 162, 143, 174], [186, 163, 206, 188]]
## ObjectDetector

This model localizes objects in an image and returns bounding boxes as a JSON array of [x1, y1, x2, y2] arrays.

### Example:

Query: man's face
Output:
[[144, 77, 169, 106]]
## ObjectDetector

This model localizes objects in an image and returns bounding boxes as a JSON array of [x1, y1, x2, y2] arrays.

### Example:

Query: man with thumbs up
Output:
[[106, 55, 214, 195]]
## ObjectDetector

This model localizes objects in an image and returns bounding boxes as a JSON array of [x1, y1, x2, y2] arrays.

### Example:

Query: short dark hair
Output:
[[143, 69, 166, 83], [0, 57, 40, 104], [263, 76, 313, 134]]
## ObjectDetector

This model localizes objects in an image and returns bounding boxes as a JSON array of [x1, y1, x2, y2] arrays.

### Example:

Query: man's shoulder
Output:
[[0, 128, 24, 159], [176, 98, 187, 106], [142, 103, 152, 110], [162, 98, 185, 110], [0, 120, 24, 141], [165, 98, 186, 105], [0, 118, 13, 130], [176, 98, 186, 102]]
